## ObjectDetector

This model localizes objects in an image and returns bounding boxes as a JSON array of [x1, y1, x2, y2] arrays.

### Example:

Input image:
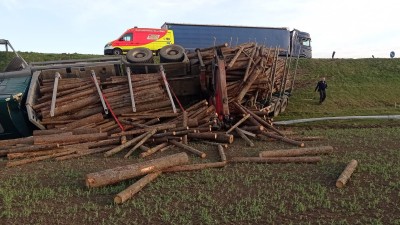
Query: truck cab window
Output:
[[301, 39, 311, 47], [121, 33, 133, 42]]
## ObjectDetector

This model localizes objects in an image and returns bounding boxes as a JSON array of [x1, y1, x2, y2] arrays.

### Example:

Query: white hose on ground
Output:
[[273, 115, 400, 125]]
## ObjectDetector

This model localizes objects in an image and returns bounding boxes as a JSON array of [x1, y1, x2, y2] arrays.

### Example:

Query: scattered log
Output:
[[33, 132, 108, 145], [215, 133, 234, 144], [336, 159, 358, 188], [225, 114, 250, 134], [169, 140, 206, 158], [85, 152, 189, 188], [104, 132, 148, 157], [234, 127, 254, 147], [6, 149, 77, 167], [140, 143, 169, 158], [259, 146, 334, 158], [218, 145, 227, 162], [114, 171, 162, 204], [260, 131, 304, 147], [124, 129, 157, 158], [229, 156, 322, 164], [163, 162, 227, 172]]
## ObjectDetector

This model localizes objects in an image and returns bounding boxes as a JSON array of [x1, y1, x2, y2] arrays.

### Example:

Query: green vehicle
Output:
[[0, 39, 33, 139]]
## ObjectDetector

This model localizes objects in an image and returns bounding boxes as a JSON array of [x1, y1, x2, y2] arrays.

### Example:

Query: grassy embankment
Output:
[[0, 53, 399, 224]]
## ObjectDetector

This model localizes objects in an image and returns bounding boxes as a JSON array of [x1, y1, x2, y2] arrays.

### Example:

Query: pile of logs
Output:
[[188, 43, 292, 105]]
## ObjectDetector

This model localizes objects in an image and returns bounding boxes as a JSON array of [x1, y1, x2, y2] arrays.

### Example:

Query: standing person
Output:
[[315, 77, 328, 104]]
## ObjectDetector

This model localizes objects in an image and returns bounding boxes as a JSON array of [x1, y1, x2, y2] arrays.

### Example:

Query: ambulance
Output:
[[104, 27, 174, 55]]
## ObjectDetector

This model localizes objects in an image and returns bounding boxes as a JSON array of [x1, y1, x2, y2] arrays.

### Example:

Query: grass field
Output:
[[1, 54, 400, 224]]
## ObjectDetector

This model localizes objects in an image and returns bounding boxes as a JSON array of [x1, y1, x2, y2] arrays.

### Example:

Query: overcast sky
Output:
[[1, 0, 399, 58]]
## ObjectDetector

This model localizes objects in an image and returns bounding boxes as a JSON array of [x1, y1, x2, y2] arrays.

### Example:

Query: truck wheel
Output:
[[159, 44, 185, 63], [4, 57, 24, 72], [280, 97, 288, 113], [273, 100, 281, 117], [113, 48, 123, 55], [126, 48, 153, 63]]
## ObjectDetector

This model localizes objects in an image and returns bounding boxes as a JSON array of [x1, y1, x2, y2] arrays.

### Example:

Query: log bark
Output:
[[259, 146, 333, 158], [169, 140, 206, 158], [124, 129, 157, 158], [234, 127, 254, 147], [104, 132, 149, 157], [140, 143, 168, 158], [336, 159, 358, 188], [225, 114, 250, 134], [260, 131, 304, 147], [0, 136, 34, 147], [218, 145, 227, 162], [85, 152, 189, 188], [64, 113, 104, 130], [34, 132, 108, 145], [229, 156, 322, 163], [215, 133, 234, 144], [0, 143, 60, 156], [187, 132, 217, 141], [163, 162, 226, 172], [114, 171, 162, 204], [6, 149, 76, 167]]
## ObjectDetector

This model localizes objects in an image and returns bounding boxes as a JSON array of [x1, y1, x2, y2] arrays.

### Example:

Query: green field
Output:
[[1, 53, 400, 224]]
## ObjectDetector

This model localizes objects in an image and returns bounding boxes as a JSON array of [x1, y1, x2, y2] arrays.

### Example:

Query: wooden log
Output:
[[187, 132, 217, 141], [336, 159, 358, 188], [140, 143, 169, 158], [64, 113, 104, 130], [200, 141, 228, 148], [241, 125, 265, 133], [234, 127, 254, 147], [182, 111, 188, 144], [235, 102, 284, 136], [114, 171, 162, 204], [290, 136, 327, 141], [111, 123, 176, 137], [0, 143, 60, 156], [88, 138, 120, 149], [260, 131, 304, 147], [124, 129, 157, 158], [218, 145, 227, 162], [225, 114, 250, 134], [85, 152, 189, 188], [0, 136, 34, 147], [48, 96, 100, 117], [169, 140, 206, 158], [259, 146, 334, 158], [32, 129, 69, 136], [215, 133, 234, 144], [163, 162, 226, 172], [6, 149, 77, 167], [72, 128, 100, 135], [33, 133, 108, 145], [229, 156, 322, 164], [104, 132, 148, 157], [55, 146, 115, 161], [236, 128, 256, 137], [7, 148, 68, 160]]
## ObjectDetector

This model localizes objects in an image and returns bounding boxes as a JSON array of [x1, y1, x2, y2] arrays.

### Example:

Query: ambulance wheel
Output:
[[159, 44, 184, 62], [113, 48, 122, 55], [126, 48, 154, 63]]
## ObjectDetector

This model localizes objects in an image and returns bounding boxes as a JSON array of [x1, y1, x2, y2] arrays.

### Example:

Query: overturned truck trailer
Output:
[[0, 41, 299, 139]]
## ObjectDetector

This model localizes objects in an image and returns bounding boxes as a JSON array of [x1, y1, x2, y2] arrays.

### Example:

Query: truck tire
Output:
[[273, 100, 281, 117], [126, 48, 153, 63], [4, 57, 24, 72], [159, 44, 185, 63], [113, 48, 123, 55], [280, 97, 288, 113]]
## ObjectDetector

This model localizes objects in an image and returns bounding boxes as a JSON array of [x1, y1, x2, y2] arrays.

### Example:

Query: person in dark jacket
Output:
[[315, 77, 328, 104]]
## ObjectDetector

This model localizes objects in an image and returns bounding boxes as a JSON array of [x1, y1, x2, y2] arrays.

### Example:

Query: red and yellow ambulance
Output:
[[104, 27, 174, 55]]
